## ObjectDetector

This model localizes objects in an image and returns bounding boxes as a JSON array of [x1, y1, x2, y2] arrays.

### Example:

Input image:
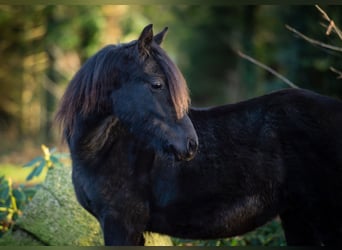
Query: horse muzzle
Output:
[[169, 137, 198, 161]]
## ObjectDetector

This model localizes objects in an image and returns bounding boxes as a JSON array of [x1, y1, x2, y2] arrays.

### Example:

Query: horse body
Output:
[[147, 88, 342, 245], [56, 24, 342, 246]]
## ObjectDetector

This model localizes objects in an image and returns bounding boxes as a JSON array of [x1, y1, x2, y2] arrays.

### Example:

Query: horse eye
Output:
[[151, 80, 163, 90]]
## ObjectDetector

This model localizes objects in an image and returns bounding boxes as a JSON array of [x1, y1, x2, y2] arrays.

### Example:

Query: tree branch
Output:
[[236, 50, 299, 89], [315, 5, 342, 40], [330, 67, 342, 79], [285, 25, 342, 53]]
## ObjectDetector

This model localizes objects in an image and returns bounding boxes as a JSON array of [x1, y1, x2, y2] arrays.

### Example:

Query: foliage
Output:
[[0, 145, 67, 236], [0, 5, 105, 150], [0, 177, 22, 235], [172, 220, 285, 246], [0, 177, 37, 236], [23, 144, 68, 181]]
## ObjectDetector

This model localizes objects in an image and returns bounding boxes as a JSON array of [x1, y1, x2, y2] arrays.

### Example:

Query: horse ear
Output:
[[138, 24, 153, 55], [154, 27, 168, 45]]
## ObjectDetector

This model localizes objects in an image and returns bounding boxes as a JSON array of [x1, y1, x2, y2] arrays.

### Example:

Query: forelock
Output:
[[152, 44, 190, 119]]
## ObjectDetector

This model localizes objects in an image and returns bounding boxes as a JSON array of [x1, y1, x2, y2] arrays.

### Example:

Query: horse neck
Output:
[[68, 113, 123, 154], [72, 113, 154, 160], [71, 113, 156, 180]]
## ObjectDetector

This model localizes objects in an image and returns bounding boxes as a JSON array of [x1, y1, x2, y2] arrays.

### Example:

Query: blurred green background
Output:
[[0, 5, 341, 162], [0, 5, 341, 245]]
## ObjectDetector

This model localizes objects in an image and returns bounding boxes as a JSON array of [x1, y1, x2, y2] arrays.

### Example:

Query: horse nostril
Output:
[[167, 139, 198, 161], [187, 138, 198, 157], [167, 144, 182, 161]]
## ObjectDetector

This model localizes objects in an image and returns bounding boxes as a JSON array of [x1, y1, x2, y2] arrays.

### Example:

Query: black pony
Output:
[[56, 24, 342, 246]]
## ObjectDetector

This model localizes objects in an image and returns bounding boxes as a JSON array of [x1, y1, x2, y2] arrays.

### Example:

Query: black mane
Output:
[[56, 40, 189, 139]]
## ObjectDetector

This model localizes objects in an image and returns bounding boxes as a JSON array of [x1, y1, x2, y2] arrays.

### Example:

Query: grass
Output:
[[172, 219, 286, 246]]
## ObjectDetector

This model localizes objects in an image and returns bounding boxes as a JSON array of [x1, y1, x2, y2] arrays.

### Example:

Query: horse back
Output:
[[189, 88, 342, 200]]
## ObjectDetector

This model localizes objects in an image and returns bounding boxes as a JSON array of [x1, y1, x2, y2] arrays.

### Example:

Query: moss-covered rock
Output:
[[0, 229, 42, 246], [0, 164, 172, 246]]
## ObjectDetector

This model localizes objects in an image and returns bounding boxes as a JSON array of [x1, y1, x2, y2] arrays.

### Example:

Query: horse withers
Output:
[[56, 24, 342, 246]]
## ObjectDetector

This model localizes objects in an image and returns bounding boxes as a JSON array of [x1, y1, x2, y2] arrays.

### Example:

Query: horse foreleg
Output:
[[100, 213, 145, 246]]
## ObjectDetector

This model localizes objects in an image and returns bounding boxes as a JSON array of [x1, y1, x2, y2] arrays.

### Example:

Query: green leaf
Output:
[[26, 160, 46, 181], [12, 212, 20, 220], [23, 186, 38, 200], [4, 198, 11, 208], [0, 185, 9, 202], [23, 156, 43, 168], [50, 155, 62, 167], [26, 169, 36, 181], [13, 189, 26, 203], [26, 161, 45, 181], [35, 160, 46, 177]]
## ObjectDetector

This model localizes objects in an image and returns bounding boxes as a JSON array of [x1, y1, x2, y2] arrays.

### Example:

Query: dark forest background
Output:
[[0, 5, 341, 161]]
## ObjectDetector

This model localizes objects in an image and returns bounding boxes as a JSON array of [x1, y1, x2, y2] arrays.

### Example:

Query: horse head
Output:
[[111, 24, 198, 161], [57, 24, 198, 161]]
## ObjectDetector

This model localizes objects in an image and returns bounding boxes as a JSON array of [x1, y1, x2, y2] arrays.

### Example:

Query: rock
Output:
[[0, 229, 42, 246], [0, 164, 172, 246]]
